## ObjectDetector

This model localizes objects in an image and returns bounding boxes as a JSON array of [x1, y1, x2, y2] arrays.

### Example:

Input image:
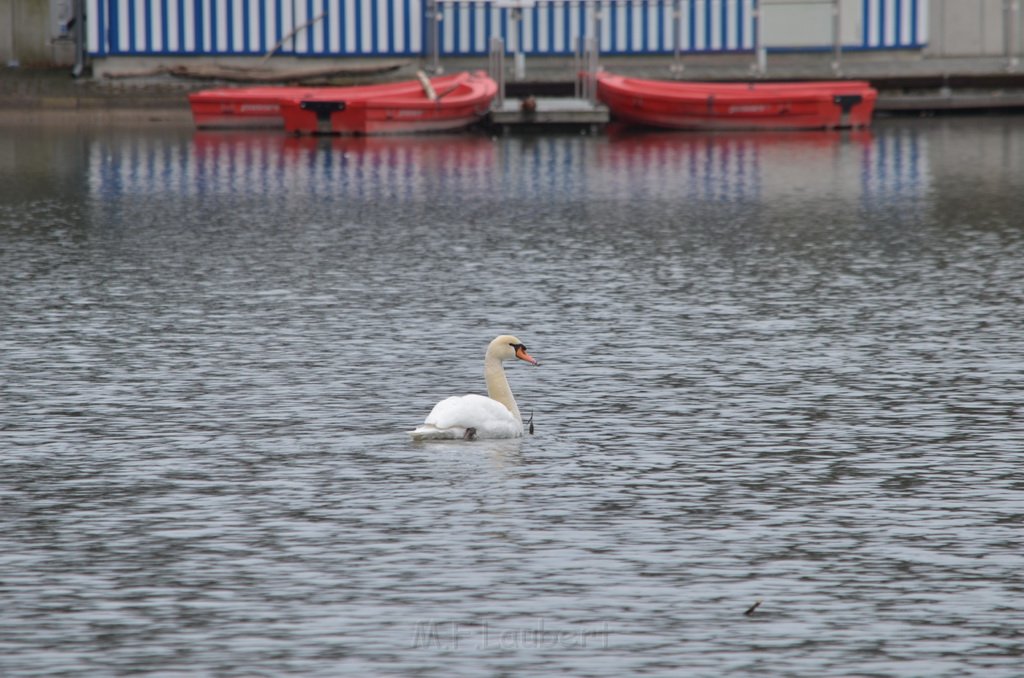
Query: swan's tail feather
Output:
[[408, 425, 461, 441]]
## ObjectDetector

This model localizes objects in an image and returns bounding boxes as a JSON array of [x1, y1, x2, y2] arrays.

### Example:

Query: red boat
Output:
[[596, 72, 877, 131], [279, 71, 497, 135], [188, 72, 497, 134], [190, 84, 323, 129]]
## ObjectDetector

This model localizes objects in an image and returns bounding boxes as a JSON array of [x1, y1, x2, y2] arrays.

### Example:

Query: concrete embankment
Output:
[[2, 54, 1024, 123]]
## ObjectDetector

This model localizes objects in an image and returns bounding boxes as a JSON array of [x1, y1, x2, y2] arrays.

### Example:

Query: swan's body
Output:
[[409, 335, 539, 441]]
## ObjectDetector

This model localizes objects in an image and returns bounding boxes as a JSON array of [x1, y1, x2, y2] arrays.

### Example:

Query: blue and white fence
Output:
[[85, 0, 427, 55], [435, 0, 755, 55], [862, 0, 927, 49], [85, 0, 927, 57]]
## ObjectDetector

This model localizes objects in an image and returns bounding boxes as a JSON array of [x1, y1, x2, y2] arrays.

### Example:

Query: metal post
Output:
[[510, 6, 525, 81], [670, 0, 684, 76], [586, 35, 599, 104], [832, 0, 842, 74], [7, 0, 19, 68], [573, 35, 581, 98], [577, 4, 598, 102], [1007, 0, 1021, 73], [938, 0, 948, 57], [72, 0, 86, 77], [428, 0, 443, 74], [586, 4, 602, 104], [490, 36, 506, 107], [752, 0, 766, 75]]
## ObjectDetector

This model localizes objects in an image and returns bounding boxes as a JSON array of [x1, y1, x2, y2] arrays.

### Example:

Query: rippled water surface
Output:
[[2, 117, 1023, 676]]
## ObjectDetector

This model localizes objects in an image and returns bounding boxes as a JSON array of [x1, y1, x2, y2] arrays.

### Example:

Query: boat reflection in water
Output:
[[596, 125, 902, 205], [186, 132, 501, 199], [85, 125, 928, 213]]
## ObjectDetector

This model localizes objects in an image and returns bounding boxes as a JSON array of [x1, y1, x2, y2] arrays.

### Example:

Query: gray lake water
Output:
[[2, 116, 1023, 676]]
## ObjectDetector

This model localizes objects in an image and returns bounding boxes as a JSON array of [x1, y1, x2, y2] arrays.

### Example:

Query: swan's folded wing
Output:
[[424, 394, 513, 430], [408, 394, 522, 440]]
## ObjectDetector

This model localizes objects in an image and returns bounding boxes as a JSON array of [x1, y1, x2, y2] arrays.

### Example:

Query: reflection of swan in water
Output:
[[409, 335, 539, 441], [417, 438, 526, 469]]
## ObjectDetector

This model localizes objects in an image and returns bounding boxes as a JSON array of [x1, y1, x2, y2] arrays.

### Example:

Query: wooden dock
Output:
[[488, 97, 609, 132]]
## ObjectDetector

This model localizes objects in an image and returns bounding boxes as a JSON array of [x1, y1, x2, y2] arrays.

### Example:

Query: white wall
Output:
[[763, 0, 836, 48], [927, 0, 1021, 56]]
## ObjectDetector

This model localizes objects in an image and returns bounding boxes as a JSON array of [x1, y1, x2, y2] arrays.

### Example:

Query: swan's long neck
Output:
[[484, 355, 522, 423]]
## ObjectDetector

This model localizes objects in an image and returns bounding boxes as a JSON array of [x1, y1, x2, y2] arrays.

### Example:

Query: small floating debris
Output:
[[744, 599, 763, 616]]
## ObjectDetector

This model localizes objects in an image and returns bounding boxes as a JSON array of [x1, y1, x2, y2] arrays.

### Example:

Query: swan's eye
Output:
[[510, 343, 525, 351]]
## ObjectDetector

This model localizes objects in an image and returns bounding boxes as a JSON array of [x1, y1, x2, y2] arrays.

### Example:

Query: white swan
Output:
[[409, 335, 540, 441]]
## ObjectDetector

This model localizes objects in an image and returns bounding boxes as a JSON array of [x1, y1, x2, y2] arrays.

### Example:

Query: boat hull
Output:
[[189, 86, 317, 129], [279, 72, 498, 136], [596, 73, 877, 131]]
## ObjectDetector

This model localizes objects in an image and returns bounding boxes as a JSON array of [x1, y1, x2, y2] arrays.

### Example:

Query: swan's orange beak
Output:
[[515, 345, 540, 366]]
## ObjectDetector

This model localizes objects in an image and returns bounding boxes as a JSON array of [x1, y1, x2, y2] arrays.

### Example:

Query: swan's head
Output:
[[489, 334, 540, 366]]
